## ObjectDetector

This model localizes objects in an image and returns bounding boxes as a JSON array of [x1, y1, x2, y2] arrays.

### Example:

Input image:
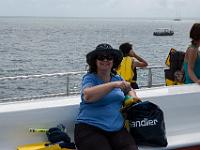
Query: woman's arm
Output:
[[129, 50, 148, 67], [187, 48, 200, 84], [134, 54, 148, 67], [83, 81, 131, 102]]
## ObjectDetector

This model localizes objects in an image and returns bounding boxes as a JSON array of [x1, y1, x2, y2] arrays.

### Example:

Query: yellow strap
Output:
[[130, 80, 136, 83], [165, 48, 176, 67], [37, 144, 61, 150], [17, 142, 75, 150], [17, 142, 49, 150]]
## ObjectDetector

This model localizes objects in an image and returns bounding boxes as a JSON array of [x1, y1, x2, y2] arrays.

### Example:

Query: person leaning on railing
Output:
[[116, 42, 148, 89], [74, 43, 140, 150], [183, 23, 200, 84]]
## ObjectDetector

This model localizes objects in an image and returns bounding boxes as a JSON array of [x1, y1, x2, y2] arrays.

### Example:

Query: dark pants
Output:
[[131, 82, 139, 89], [74, 123, 138, 150]]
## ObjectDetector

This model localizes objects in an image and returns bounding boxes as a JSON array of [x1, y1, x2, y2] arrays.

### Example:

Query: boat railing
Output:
[[0, 66, 166, 102]]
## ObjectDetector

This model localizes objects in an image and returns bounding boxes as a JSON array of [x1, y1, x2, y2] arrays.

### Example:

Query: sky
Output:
[[0, 0, 200, 18]]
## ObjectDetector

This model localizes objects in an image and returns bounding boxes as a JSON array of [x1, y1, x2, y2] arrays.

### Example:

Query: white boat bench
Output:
[[0, 84, 200, 150]]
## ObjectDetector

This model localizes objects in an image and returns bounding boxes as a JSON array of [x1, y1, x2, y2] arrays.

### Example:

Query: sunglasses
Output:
[[96, 55, 113, 61]]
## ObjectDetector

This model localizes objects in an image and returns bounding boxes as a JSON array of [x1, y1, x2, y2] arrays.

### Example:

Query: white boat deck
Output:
[[0, 84, 200, 149]]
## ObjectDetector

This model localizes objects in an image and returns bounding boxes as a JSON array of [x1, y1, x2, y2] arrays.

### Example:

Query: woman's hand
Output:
[[196, 80, 200, 85], [83, 81, 130, 102], [114, 81, 131, 91]]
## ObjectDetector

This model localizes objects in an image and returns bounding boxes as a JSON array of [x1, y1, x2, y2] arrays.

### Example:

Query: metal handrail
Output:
[[142, 66, 166, 88], [0, 71, 87, 81], [0, 66, 166, 102]]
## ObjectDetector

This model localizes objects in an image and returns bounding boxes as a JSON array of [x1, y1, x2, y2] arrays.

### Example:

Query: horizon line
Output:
[[0, 16, 199, 20]]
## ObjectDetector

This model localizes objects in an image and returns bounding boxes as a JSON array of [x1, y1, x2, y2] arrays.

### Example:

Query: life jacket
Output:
[[164, 48, 185, 86], [17, 125, 76, 150], [117, 56, 134, 82]]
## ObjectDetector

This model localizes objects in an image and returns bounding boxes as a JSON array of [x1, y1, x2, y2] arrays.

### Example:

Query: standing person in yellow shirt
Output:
[[117, 42, 148, 89]]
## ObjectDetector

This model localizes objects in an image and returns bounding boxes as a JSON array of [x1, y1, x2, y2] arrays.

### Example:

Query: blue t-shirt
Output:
[[76, 73, 125, 131], [184, 54, 200, 84]]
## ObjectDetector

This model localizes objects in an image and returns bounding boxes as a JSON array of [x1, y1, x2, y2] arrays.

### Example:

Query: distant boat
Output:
[[153, 28, 174, 36], [173, 18, 181, 21]]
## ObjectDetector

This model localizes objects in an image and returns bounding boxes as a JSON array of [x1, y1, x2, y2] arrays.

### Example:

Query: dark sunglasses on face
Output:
[[96, 55, 113, 61]]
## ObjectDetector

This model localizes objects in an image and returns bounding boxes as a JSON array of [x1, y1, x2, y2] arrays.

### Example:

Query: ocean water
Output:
[[0, 17, 198, 100]]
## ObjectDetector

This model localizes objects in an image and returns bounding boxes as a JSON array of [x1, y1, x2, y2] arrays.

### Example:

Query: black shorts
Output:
[[74, 123, 138, 150]]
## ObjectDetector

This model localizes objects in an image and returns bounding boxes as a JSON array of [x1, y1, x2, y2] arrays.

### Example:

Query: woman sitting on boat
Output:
[[74, 43, 139, 150], [183, 23, 200, 84]]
